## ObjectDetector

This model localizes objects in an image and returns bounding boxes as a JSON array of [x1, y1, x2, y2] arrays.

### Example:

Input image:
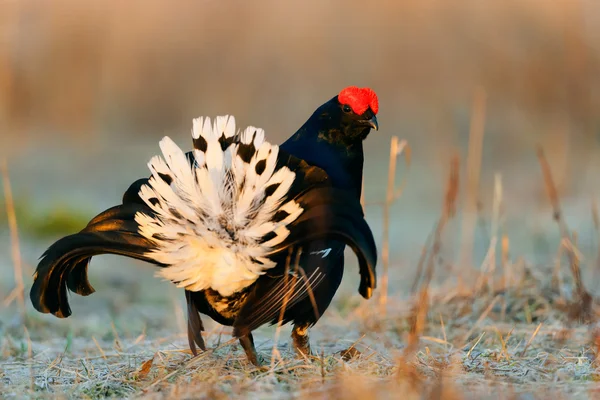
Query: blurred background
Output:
[[1, 0, 599, 332]]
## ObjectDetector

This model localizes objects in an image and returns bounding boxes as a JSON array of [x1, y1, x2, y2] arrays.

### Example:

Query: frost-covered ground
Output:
[[2, 132, 600, 399]]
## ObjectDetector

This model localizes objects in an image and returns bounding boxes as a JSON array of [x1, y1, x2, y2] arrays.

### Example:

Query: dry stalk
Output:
[[476, 173, 503, 292], [1, 159, 25, 318], [379, 136, 410, 315], [492, 174, 503, 288], [271, 248, 302, 368], [406, 155, 459, 356], [520, 322, 542, 357], [592, 198, 600, 285], [501, 235, 510, 287], [459, 87, 486, 282], [537, 147, 593, 322]]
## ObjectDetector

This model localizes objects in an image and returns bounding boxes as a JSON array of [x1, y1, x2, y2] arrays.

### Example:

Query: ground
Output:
[[2, 258, 600, 399]]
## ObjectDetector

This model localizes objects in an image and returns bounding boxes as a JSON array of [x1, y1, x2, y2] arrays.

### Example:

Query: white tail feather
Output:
[[135, 116, 302, 296]]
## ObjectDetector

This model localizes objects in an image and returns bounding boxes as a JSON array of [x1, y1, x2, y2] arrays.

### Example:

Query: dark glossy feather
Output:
[[30, 202, 162, 318], [272, 186, 377, 298], [233, 186, 377, 337], [185, 290, 206, 355]]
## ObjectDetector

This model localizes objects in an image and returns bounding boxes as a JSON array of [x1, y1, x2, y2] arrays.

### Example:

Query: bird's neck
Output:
[[280, 124, 364, 199]]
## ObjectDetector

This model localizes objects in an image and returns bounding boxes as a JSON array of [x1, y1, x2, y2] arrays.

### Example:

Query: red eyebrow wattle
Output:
[[338, 86, 379, 115]]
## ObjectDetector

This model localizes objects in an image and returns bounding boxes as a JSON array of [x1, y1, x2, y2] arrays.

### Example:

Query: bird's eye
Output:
[[342, 104, 352, 113]]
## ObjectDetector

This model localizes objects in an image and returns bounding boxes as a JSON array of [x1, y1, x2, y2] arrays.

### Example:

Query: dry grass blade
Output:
[[296, 265, 320, 323], [466, 332, 485, 359], [407, 156, 459, 357], [144, 337, 238, 390], [1, 159, 25, 318], [92, 336, 107, 360], [271, 248, 297, 367], [475, 173, 503, 292], [461, 295, 501, 346], [494, 326, 513, 361], [520, 323, 543, 357], [537, 146, 594, 321]]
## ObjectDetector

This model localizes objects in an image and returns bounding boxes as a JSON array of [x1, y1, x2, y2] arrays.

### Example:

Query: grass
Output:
[[2, 275, 600, 399], [0, 197, 92, 239]]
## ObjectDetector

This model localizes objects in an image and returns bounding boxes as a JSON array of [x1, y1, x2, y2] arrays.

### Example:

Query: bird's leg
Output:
[[239, 333, 262, 366], [291, 322, 312, 358]]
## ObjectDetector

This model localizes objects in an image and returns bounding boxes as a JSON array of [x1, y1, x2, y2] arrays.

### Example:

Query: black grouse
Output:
[[30, 86, 380, 365]]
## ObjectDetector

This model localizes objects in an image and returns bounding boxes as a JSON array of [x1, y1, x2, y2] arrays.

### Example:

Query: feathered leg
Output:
[[291, 322, 312, 357]]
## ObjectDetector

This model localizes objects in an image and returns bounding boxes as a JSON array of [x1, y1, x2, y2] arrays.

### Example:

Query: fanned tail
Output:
[[135, 116, 307, 296], [30, 202, 162, 318]]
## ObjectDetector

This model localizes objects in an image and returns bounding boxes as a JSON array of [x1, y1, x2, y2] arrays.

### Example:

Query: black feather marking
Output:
[[272, 210, 290, 223], [193, 135, 208, 152], [219, 134, 234, 151], [152, 233, 167, 240], [158, 173, 173, 185], [149, 198, 159, 206], [185, 151, 198, 167], [168, 207, 183, 220], [262, 231, 277, 242], [264, 183, 280, 197], [255, 159, 266, 175], [237, 143, 255, 163]]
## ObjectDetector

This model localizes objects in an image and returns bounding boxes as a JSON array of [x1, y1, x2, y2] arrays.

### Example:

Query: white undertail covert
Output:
[[135, 116, 303, 296]]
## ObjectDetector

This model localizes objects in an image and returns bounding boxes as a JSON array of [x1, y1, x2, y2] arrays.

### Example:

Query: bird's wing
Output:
[[232, 244, 337, 337], [233, 186, 377, 337], [272, 186, 377, 298]]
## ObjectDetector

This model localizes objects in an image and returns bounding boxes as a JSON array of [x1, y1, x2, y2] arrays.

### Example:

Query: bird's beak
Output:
[[365, 115, 378, 131]]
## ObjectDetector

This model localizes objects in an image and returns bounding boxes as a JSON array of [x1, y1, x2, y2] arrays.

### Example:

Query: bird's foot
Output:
[[239, 334, 267, 369]]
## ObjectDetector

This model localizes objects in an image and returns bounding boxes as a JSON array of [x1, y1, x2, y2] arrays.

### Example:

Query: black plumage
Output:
[[30, 86, 380, 365]]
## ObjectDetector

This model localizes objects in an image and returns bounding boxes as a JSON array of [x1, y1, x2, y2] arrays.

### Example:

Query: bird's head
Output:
[[314, 86, 379, 147]]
